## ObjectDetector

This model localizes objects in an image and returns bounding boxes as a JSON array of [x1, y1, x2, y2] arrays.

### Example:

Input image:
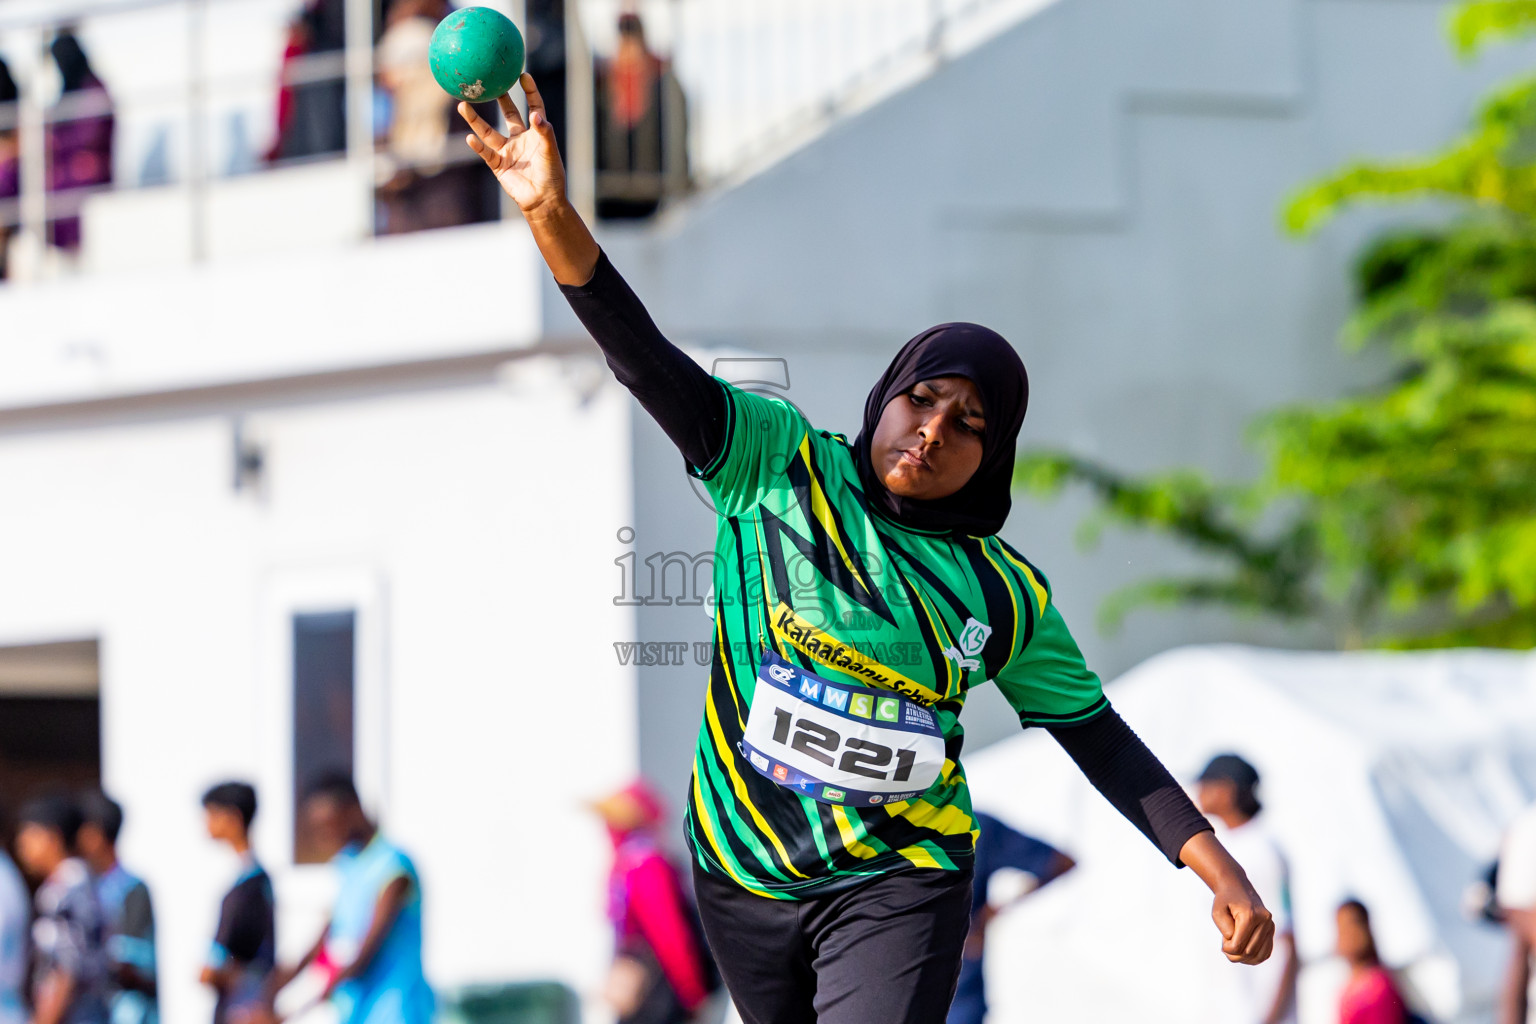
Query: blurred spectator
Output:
[[371, 0, 479, 234], [77, 795, 157, 1024], [0, 819, 27, 1024], [377, 0, 449, 170], [270, 774, 432, 1024], [373, 0, 496, 234], [15, 795, 109, 1024], [46, 30, 114, 252], [1496, 801, 1536, 1024], [593, 781, 714, 1024], [0, 56, 19, 281], [267, 0, 347, 162], [947, 813, 1075, 1024], [1336, 900, 1409, 1024], [198, 784, 273, 1024], [1194, 754, 1297, 1024], [594, 13, 688, 220]]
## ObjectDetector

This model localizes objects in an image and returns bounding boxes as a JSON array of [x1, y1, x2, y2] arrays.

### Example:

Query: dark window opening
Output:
[[292, 611, 355, 865], [0, 639, 102, 848]]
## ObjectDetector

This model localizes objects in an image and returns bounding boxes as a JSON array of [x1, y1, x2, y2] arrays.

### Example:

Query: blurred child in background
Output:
[[0, 804, 28, 1024], [1195, 754, 1297, 1024], [593, 781, 714, 1024], [15, 795, 109, 1024], [198, 784, 274, 1024], [77, 794, 157, 1024], [269, 775, 432, 1024], [1336, 899, 1408, 1024]]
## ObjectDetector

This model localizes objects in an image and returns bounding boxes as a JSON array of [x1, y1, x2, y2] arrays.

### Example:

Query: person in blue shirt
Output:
[[76, 794, 157, 1024], [0, 833, 30, 1024], [946, 813, 1076, 1024], [269, 775, 433, 1024]]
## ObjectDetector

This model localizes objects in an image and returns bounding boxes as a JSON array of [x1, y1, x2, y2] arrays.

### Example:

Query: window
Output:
[[291, 611, 355, 864], [0, 640, 101, 820]]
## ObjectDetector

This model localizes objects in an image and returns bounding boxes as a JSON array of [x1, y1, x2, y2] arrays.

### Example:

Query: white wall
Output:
[[0, 370, 635, 1024], [0, 220, 544, 408]]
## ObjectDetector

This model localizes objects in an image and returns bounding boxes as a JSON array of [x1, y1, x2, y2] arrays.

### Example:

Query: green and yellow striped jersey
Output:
[[683, 380, 1107, 897]]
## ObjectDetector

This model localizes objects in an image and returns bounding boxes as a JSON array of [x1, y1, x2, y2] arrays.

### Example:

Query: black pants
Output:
[[692, 863, 973, 1024]]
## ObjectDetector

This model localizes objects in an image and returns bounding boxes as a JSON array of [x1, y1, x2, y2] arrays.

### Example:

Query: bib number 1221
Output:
[[771, 708, 917, 782]]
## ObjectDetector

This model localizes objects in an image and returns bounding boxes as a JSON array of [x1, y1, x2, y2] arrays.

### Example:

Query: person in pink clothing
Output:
[[45, 30, 113, 251], [1336, 900, 1407, 1024], [594, 782, 715, 1024]]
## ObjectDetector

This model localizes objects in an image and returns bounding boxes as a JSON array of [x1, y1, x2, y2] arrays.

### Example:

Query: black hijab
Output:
[[850, 322, 1029, 537], [0, 58, 17, 107], [51, 32, 95, 94]]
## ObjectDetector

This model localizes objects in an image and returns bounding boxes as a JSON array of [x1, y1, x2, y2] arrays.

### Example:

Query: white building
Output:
[[0, 1, 1529, 1022]]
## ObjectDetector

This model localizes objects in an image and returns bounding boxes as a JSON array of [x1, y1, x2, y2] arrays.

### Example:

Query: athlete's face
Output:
[[871, 376, 986, 501]]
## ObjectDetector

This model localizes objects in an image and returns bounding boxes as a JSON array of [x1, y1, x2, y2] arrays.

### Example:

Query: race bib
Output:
[[741, 649, 946, 806]]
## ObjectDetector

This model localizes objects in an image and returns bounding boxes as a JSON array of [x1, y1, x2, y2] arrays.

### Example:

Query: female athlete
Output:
[[460, 76, 1274, 1024]]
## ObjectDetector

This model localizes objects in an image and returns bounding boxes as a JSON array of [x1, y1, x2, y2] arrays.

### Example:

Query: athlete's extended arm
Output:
[[458, 80, 727, 471], [1180, 831, 1275, 965], [1046, 709, 1210, 864], [1048, 709, 1273, 965]]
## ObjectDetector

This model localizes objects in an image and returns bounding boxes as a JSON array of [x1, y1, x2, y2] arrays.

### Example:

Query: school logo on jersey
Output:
[[943, 617, 992, 673]]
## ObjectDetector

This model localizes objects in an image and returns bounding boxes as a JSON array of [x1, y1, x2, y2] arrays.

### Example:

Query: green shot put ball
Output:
[[429, 7, 525, 103]]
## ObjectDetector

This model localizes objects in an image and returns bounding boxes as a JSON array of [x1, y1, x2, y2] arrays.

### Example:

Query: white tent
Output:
[[963, 644, 1536, 1024]]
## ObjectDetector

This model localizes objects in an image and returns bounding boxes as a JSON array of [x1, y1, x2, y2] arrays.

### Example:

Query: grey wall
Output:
[[544, 0, 1536, 807]]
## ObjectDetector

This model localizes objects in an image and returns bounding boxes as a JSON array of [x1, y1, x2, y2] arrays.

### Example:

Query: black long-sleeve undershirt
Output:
[[557, 250, 1213, 867], [1048, 709, 1213, 865], [559, 249, 728, 471]]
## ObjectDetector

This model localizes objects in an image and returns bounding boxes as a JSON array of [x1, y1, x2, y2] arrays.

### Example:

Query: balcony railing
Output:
[[0, 0, 1051, 283]]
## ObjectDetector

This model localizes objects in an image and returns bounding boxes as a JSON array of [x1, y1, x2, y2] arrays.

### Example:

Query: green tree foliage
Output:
[[1016, 2, 1536, 648]]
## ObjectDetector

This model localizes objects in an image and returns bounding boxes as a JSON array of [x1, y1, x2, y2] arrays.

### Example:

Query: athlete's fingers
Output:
[[497, 92, 526, 132], [1224, 904, 1253, 957], [464, 132, 500, 171], [458, 101, 507, 149], [1246, 928, 1275, 965], [521, 73, 547, 122], [1212, 899, 1237, 944], [1238, 913, 1275, 964], [1221, 916, 1249, 961]]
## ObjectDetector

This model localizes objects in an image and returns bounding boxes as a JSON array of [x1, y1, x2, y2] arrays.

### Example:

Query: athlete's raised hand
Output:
[[458, 72, 599, 286], [1179, 831, 1275, 965], [458, 73, 565, 216]]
